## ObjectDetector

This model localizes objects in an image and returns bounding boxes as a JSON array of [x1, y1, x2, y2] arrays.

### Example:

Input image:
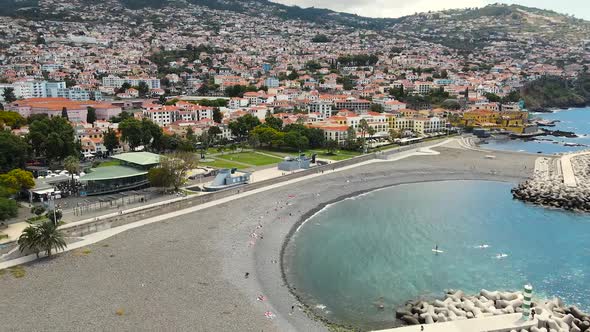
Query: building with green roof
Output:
[[80, 152, 161, 196]]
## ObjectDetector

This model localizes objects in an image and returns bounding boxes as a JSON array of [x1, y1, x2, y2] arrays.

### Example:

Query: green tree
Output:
[[284, 131, 308, 151], [248, 134, 260, 150], [186, 127, 196, 143], [147, 167, 173, 190], [47, 209, 63, 224], [264, 114, 283, 131], [119, 118, 143, 150], [389, 129, 401, 141], [39, 220, 66, 256], [325, 139, 338, 154], [2, 87, 17, 103], [312, 34, 330, 43], [137, 82, 150, 97], [250, 126, 280, 147], [177, 138, 195, 152], [212, 108, 223, 123], [7, 169, 35, 192], [31, 205, 46, 216], [208, 125, 222, 139], [305, 127, 325, 149], [141, 118, 163, 151], [17, 224, 41, 257], [197, 132, 210, 159], [357, 119, 373, 152], [228, 114, 261, 141], [19, 221, 66, 257], [369, 104, 384, 113], [0, 197, 18, 221], [61, 107, 69, 121], [484, 93, 502, 103], [0, 111, 26, 129], [109, 111, 132, 123], [118, 82, 131, 93], [28, 116, 77, 162], [63, 155, 80, 183], [86, 106, 97, 124], [103, 128, 119, 155], [157, 152, 198, 191], [345, 126, 357, 150], [0, 131, 29, 172], [225, 85, 248, 98]]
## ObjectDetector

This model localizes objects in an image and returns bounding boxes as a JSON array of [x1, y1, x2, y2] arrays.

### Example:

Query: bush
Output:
[[46, 209, 63, 223], [31, 205, 46, 216], [26, 215, 48, 224], [0, 198, 18, 221]]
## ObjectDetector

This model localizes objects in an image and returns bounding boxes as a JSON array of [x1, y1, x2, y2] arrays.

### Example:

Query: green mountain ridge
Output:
[[4, 1, 587, 30], [2, 1, 589, 51]]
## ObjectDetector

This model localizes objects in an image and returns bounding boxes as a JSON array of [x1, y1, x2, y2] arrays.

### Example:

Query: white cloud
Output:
[[273, 0, 485, 18], [272, 0, 589, 19]]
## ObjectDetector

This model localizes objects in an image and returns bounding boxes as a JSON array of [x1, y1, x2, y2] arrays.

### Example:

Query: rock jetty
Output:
[[512, 153, 590, 212], [397, 289, 590, 332]]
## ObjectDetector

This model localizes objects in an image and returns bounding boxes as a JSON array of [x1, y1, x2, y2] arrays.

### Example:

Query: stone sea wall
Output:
[[512, 153, 590, 212], [397, 289, 590, 332]]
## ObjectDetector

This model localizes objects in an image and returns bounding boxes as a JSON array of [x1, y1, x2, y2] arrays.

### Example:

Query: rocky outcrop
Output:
[[512, 153, 590, 212], [512, 178, 590, 212], [399, 290, 590, 332]]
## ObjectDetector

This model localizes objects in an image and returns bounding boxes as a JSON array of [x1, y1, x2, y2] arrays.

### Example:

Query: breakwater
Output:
[[512, 152, 590, 212], [397, 289, 590, 332]]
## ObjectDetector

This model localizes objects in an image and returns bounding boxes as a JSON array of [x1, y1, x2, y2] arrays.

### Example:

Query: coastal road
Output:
[[0, 144, 537, 332]]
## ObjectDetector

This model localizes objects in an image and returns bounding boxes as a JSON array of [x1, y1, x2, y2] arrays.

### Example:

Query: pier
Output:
[[373, 313, 535, 332], [512, 150, 590, 211]]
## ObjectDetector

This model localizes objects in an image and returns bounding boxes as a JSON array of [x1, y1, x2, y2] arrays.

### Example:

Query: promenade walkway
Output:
[[0, 138, 455, 270], [373, 313, 536, 332], [561, 151, 590, 187]]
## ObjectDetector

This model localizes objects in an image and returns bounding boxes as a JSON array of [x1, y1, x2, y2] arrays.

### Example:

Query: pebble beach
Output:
[[0, 143, 538, 332]]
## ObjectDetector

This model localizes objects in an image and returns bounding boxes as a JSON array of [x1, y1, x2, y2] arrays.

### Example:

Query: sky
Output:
[[272, 0, 590, 20]]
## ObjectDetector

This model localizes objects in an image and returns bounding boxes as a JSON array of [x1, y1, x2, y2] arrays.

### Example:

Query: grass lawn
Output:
[[97, 160, 121, 167], [261, 148, 361, 161], [217, 152, 282, 166], [200, 159, 246, 170]]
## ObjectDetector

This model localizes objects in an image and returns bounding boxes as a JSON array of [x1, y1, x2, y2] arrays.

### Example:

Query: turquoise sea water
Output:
[[484, 107, 590, 154], [284, 181, 590, 330]]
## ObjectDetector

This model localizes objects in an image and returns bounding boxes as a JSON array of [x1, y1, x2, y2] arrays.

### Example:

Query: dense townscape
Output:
[[1, 1, 590, 331]]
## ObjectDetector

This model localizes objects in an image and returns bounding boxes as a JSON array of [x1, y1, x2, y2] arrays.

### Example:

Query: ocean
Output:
[[283, 181, 590, 331], [484, 107, 590, 154]]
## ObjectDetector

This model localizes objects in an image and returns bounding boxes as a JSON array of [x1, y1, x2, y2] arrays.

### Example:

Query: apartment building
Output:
[[102, 75, 161, 89]]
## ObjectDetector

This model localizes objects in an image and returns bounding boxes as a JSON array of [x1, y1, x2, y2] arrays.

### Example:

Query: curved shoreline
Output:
[[270, 174, 529, 332], [277, 176, 588, 331]]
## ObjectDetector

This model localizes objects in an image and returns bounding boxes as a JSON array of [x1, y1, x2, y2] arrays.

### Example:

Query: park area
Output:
[[217, 151, 283, 166], [199, 149, 362, 170]]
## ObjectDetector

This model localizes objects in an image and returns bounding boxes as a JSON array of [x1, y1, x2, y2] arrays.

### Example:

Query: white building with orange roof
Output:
[[308, 123, 349, 144], [143, 105, 180, 126], [8, 97, 122, 122], [383, 100, 407, 112], [229, 97, 248, 109]]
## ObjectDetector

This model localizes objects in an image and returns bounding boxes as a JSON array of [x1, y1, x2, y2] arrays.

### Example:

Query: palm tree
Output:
[[18, 221, 67, 258], [18, 225, 41, 258], [63, 155, 80, 184], [37, 221, 67, 257]]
